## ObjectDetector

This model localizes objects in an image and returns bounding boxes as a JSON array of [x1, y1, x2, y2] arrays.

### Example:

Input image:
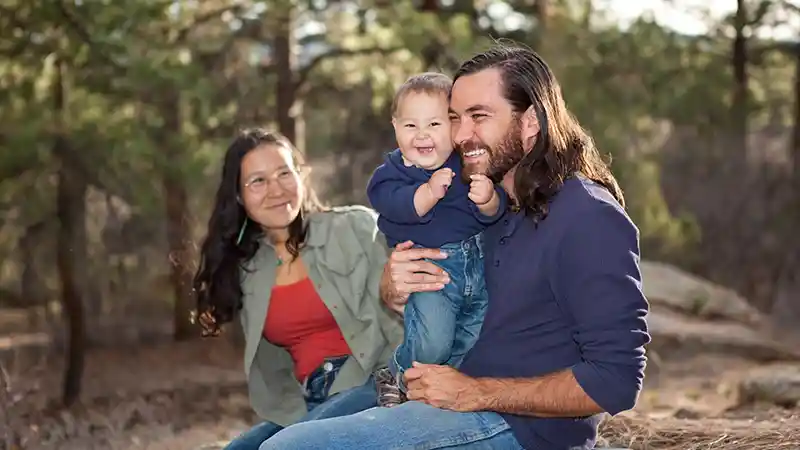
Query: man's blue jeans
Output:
[[258, 401, 523, 449], [389, 233, 488, 388], [223, 355, 377, 450]]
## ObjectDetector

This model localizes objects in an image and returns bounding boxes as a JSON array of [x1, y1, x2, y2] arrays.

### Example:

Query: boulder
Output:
[[640, 261, 800, 362], [641, 261, 763, 326], [647, 309, 800, 361], [737, 363, 800, 408]]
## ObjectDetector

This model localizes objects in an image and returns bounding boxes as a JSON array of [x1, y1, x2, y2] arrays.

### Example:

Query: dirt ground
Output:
[[2, 337, 799, 450]]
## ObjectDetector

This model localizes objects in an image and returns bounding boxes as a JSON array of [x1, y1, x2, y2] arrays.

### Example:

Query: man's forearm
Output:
[[474, 369, 604, 417], [379, 263, 403, 316], [378, 264, 393, 303]]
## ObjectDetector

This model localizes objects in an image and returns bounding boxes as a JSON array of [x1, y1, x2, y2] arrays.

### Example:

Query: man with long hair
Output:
[[258, 43, 650, 450]]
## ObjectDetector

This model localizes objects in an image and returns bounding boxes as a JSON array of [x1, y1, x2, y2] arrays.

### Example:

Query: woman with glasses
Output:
[[192, 128, 403, 450]]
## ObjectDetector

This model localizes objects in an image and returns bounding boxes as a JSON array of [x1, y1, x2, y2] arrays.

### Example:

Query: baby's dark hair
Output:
[[390, 72, 452, 117]]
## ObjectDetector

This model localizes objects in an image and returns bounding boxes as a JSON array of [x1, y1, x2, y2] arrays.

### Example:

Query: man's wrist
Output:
[[379, 263, 394, 300], [379, 262, 405, 315], [469, 377, 498, 411]]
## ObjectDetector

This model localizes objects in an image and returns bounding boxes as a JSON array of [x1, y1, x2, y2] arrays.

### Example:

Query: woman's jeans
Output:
[[223, 355, 378, 450]]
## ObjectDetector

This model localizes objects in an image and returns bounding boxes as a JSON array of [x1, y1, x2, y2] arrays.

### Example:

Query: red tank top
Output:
[[263, 278, 352, 381]]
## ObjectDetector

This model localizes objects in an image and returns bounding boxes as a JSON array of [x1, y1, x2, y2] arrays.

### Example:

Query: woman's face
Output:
[[239, 144, 304, 233]]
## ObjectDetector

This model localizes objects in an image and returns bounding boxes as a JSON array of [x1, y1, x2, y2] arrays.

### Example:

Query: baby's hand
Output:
[[428, 168, 454, 199], [468, 174, 496, 205]]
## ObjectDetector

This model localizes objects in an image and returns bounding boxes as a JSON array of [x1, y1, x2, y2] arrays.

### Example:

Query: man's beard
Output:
[[457, 118, 527, 184]]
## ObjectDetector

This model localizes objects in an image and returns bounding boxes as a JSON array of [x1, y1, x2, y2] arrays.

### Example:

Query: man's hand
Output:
[[428, 168, 454, 199], [381, 241, 450, 314], [467, 174, 496, 205], [404, 362, 484, 412]]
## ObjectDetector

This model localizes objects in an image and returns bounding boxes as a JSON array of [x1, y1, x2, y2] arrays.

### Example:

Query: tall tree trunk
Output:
[[415, 1, 447, 70], [793, 45, 800, 184], [418, 0, 439, 12], [53, 57, 87, 406], [20, 222, 46, 328], [708, 0, 753, 299], [274, 3, 304, 151], [732, 0, 749, 166], [532, 0, 549, 53], [158, 94, 197, 341], [769, 44, 800, 333], [580, 0, 593, 29], [421, 43, 442, 71]]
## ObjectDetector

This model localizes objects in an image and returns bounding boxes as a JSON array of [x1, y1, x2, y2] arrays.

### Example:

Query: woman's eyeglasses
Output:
[[243, 169, 298, 194]]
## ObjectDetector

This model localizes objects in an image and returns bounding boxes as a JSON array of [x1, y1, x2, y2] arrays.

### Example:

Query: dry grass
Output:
[[599, 414, 800, 450], [3, 338, 255, 449], [8, 379, 254, 449], [5, 337, 799, 450]]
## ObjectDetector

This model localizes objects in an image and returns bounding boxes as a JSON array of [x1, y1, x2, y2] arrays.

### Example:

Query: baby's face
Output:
[[392, 92, 453, 170]]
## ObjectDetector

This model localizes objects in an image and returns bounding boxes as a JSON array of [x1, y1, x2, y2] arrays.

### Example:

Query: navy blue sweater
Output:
[[366, 149, 506, 248], [459, 177, 651, 450]]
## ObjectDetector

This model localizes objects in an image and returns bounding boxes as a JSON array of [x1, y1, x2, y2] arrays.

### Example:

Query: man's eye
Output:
[[471, 113, 487, 120]]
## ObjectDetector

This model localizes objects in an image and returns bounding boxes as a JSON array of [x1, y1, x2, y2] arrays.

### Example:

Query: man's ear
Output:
[[520, 105, 541, 150]]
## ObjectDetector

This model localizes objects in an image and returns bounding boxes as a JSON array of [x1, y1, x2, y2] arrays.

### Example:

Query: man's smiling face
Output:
[[448, 68, 527, 184]]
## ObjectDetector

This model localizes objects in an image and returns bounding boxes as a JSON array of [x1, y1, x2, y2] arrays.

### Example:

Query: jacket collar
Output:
[[255, 210, 329, 251], [305, 210, 329, 248]]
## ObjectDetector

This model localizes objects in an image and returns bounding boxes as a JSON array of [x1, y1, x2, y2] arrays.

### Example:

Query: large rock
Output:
[[640, 261, 800, 361], [641, 261, 763, 326], [737, 364, 800, 407], [647, 309, 800, 361]]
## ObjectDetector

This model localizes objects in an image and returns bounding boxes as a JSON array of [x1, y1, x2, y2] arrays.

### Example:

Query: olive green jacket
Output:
[[239, 205, 404, 426]]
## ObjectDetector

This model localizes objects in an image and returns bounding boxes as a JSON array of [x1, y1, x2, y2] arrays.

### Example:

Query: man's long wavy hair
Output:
[[193, 128, 322, 333], [453, 43, 624, 221]]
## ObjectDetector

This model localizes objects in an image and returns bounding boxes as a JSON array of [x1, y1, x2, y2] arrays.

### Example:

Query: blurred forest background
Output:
[[2, 0, 800, 449]]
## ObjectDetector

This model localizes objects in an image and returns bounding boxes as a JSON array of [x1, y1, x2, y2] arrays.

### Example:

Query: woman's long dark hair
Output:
[[453, 43, 624, 221], [193, 128, 322, 334]]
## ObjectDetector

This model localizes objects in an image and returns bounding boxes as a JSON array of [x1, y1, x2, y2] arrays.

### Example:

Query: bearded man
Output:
[[257, 43, 651, 450]]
